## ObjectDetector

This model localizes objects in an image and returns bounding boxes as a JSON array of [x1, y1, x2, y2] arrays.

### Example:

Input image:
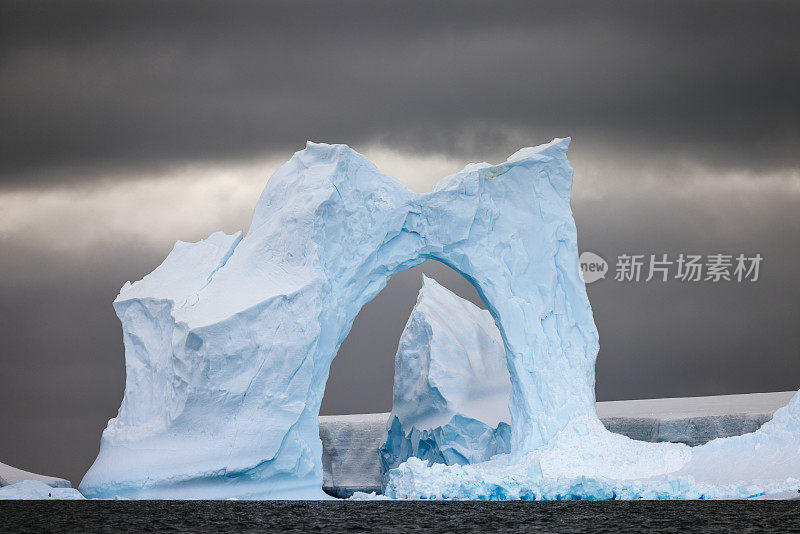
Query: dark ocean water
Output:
[[2, 500, 799, 533]]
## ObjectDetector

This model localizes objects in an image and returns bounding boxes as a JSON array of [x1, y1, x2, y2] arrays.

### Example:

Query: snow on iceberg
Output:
[[672, 389, 800, 491], [0, 480, 85, 500], [380, 275, 511, 483], [82, 138, 604, 499]]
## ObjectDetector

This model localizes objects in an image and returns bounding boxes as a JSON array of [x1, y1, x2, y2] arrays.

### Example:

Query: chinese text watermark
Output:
[[579, 252, 762, 284]]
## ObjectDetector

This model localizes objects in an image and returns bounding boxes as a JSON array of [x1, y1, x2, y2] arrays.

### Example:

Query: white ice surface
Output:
[[380, 276, 511, 479]]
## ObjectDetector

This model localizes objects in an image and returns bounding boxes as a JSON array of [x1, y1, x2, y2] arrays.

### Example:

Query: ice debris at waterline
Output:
[[380, 275, 511, 483], [385, 391, 800, 500], [79, 138, 800, 500], [0, 480, 85, 500]]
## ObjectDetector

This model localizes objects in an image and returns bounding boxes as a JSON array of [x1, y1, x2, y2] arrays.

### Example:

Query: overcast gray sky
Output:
[[1, 0, 798, 485]]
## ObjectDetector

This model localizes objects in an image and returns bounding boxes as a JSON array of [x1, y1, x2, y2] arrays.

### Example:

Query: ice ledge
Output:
[[596, 391, 796, 420], [0, 480, 84, 500]]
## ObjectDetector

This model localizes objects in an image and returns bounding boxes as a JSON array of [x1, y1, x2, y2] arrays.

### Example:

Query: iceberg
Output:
[[80, 136, 799, 500], [0, 480, 85, 500], [82, 138, 603, 499], [0, 461, 71, 489], [380, 276, 800, 498], [319, 413, 387, 497], [596, 392, 791, 447], [380, 275, 511, 483], [674, 390, 800, 490]]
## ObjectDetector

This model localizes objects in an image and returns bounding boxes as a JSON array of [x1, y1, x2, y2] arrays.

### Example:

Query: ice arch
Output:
[[80, 138, 600, 499]]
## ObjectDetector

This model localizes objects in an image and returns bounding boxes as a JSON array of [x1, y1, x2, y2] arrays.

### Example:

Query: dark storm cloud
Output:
[[575, 183, 800, 402], [1, 0, 799, 187]]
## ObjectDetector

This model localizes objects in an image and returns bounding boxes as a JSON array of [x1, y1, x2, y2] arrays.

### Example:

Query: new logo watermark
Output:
[[579, 252, 608, 284], [579, 252, 762, 284]]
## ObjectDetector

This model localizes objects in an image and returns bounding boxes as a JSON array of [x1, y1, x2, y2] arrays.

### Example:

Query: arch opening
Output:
[[319, 258, 512, 497], [320, 259, 489, 417]]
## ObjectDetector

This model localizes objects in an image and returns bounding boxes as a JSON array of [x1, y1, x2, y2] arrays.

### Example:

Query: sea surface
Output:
[[2, 500, 799, 533]]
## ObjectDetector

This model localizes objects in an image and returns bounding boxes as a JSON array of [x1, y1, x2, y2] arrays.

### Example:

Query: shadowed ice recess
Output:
[[74, 139, 799, 500]]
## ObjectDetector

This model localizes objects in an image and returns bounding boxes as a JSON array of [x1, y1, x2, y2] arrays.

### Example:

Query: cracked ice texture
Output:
[[380, 275, 512, 481], [81, 138, 600, 499]]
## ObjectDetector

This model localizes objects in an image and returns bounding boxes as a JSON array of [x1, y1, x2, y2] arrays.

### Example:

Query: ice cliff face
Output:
[[81, 138, 602, 499], [380, 276, 511, 482]]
